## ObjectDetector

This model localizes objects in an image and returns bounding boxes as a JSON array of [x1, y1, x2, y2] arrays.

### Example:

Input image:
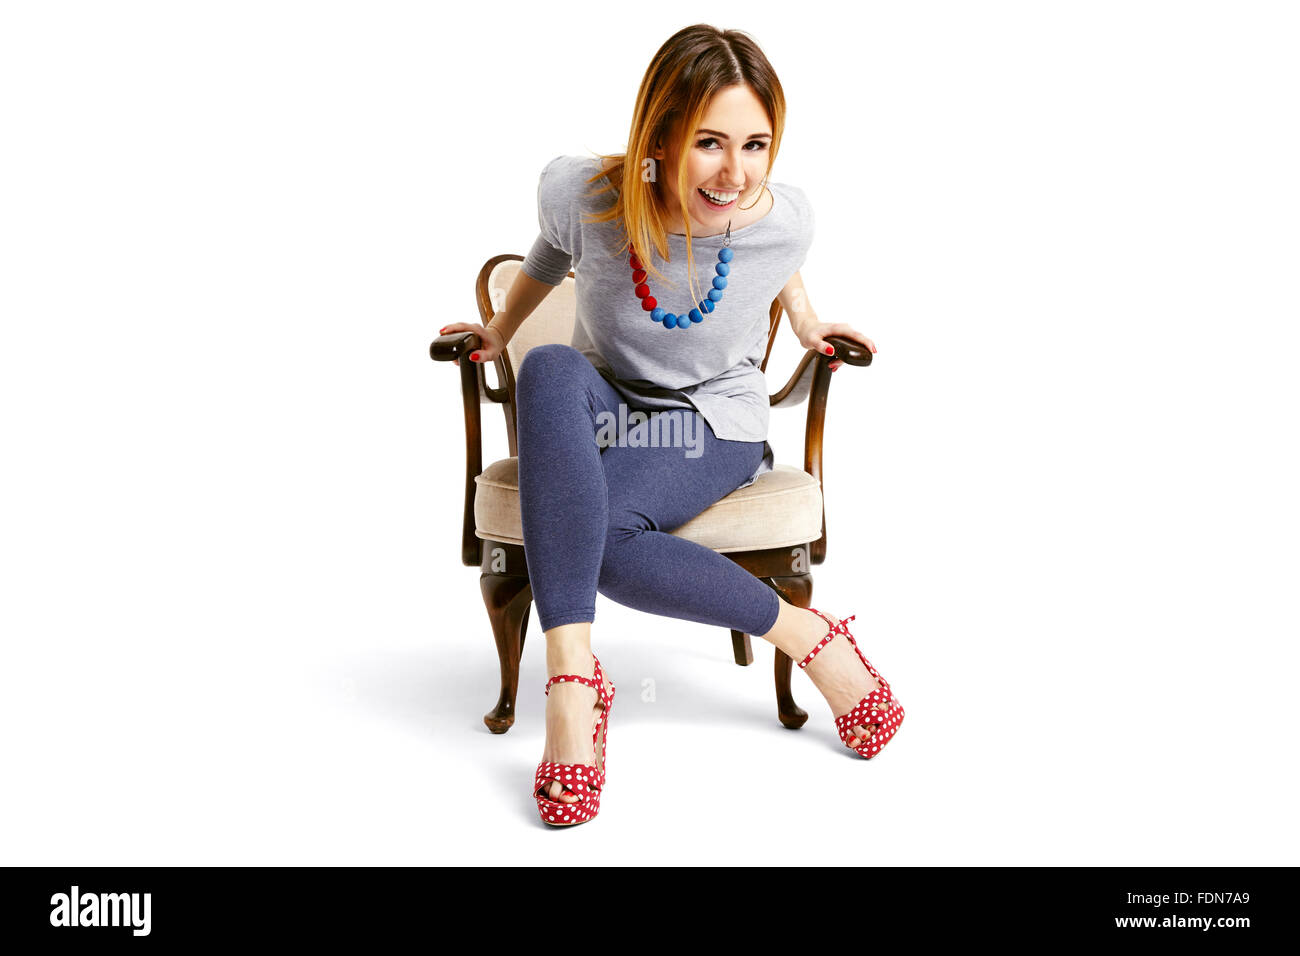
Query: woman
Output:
[[439, 24, 904, 826]]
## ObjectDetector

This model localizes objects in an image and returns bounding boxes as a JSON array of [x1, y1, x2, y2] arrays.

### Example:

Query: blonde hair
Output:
[[573, 24, 787, 309]]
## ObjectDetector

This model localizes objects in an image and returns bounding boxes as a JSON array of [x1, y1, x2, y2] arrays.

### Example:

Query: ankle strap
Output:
[[545, 654, 607, 697], [798, 609, 858, 669], [545, 673, 599, 695]]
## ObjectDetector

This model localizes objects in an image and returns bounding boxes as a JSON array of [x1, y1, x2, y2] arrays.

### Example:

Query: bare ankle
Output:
[[757, 601, 828, 660], [545, 630, 593, 676]]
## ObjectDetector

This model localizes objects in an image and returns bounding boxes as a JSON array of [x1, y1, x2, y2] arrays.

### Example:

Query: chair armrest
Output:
[[770, 335, 872, 408], [767, 335, 873, 566], [429, 331, 488, 567], [431, 331, 510, 403], [429, 329, 477, 362], [825, 334, 873, 368]]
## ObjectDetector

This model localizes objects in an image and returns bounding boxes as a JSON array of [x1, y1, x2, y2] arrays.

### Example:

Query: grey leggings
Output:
[[516, 344, 782, 636]]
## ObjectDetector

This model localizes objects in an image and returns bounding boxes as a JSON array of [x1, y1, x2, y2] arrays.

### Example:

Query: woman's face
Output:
[[652, 84, 773, 235]]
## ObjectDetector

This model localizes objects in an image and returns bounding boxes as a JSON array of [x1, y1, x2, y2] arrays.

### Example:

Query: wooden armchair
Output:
[[429, 255, 872, 734]]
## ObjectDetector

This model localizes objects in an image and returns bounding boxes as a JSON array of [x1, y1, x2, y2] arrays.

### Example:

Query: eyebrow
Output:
[[696, 129, 773, 140]]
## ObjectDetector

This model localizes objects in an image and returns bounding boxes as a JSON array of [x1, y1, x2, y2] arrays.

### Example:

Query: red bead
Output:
[[641, 296, 657, 311], [632, 269, 646, 283], [629, 255, 642, 271], [634, 283, 649, 298]]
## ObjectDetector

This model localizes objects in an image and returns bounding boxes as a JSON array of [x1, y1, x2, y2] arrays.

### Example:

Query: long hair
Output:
[[574, 24, 787, 309]]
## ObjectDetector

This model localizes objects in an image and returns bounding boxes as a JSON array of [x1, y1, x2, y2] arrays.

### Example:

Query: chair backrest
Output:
[[485, 259, 577, 380]]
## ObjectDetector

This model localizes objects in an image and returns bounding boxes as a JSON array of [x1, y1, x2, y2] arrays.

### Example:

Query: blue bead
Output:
[[646, 244, 739, 329]]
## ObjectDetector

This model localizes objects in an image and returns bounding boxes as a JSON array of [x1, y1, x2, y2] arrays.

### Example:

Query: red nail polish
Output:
[[470, 351, 480, 361], [824, 345, 834, 354]]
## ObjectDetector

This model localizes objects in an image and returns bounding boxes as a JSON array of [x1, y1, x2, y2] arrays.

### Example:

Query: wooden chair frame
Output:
[[429, 254, 872, 733]]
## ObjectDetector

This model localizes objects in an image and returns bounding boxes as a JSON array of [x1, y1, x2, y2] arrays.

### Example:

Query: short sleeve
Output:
[[519, 155, 575, 286]]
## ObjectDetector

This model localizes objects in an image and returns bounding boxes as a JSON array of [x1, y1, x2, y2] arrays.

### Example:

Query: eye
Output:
[[696, 138, 769, 151]]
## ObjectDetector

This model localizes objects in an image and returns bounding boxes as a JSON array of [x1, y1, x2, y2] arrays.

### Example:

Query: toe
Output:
[[851, 700, 896, 744], [547, 780, 577, 803]]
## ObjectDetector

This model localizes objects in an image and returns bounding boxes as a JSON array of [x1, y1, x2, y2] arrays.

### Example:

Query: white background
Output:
[[2, 0, 1296, 865]]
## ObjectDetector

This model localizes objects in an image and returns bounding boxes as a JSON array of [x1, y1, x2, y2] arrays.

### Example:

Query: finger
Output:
[[830, 327, 872, 348], [452, 359, 459, 366], [832, 324, 867, 346]]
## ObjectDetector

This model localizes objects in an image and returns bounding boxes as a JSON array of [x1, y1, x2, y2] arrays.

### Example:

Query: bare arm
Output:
[[439, 267, 563, 365], [487, 268, 562, 348], [776, 270, 877, 370], [777, 270, 817, 339]]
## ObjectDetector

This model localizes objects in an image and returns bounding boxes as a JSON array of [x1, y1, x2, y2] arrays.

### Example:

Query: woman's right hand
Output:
[[437, 322, 505, 367]]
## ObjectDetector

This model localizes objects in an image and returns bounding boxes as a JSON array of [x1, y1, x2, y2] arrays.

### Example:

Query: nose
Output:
[[720, 147, 745, 189]]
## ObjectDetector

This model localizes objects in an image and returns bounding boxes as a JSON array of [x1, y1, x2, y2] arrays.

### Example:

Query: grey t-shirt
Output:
[[519, 154, 815, 489]]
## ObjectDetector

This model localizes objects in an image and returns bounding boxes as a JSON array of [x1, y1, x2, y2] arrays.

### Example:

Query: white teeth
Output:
[[700, 187, 739, 203]]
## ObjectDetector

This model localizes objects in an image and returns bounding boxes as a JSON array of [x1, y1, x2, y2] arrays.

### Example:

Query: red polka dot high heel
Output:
[[801, 609, 904, 758], [534, 654, 615, 826]]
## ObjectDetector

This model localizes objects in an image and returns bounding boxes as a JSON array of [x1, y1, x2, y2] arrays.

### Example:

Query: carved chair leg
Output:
[[730, 629, 753, 666], [763, 573, 813, 729], [480, 572, 532, 734]]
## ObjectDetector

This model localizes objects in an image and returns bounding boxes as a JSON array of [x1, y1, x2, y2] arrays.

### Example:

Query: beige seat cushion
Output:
[[474, 459, 822, 553]]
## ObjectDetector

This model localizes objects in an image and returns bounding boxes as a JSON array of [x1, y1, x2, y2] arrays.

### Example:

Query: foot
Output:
[[794, 609, 896, 751], [538, 663, 614, 807]]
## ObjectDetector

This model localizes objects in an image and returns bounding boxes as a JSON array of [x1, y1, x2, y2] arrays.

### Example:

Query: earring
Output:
[[738, 178, 769, 211]]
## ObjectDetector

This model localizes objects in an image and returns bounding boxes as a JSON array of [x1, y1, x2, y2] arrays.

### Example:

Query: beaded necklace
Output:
[[628, 220, 733, 330]]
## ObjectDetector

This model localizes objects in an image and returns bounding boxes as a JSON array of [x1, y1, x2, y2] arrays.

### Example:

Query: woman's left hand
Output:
[[797, 321, 878, 371]]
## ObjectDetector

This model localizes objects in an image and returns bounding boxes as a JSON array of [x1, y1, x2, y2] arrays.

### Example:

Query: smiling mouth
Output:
[[698, 187, 741, 207]]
